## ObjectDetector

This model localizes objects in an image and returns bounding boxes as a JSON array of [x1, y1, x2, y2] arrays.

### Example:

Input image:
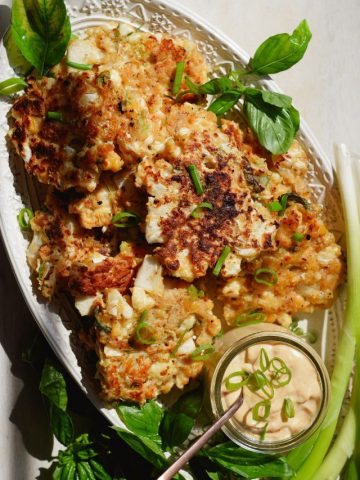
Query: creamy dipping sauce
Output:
[[221, 342, 322, 442]]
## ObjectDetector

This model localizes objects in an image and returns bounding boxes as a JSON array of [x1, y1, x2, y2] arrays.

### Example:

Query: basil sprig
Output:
[[10, 0, 71, 76], [39, 361, 74, 446], [250, 19, 312, 75], [199, 442, 294, 478], [182, 20, 312, 155]]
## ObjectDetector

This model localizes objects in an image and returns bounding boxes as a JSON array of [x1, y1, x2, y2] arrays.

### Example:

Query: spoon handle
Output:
[[156, 391, 243, 480]]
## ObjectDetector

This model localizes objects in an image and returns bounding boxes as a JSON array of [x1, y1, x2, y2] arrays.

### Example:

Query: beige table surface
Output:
[[0, 0, 359, 478]]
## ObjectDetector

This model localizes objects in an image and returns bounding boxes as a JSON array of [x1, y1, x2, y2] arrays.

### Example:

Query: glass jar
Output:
[[207, 325, 331, 454]]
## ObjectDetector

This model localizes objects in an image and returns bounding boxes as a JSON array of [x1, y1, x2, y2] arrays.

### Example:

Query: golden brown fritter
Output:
[[136, 103, 279, 281], [8, 24, 207, 192], [221, 205, 343, 326], [95, 262, 221, 403]]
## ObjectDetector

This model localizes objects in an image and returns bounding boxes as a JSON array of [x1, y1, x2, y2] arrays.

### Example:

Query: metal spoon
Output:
[[156, 389, 244, 480]]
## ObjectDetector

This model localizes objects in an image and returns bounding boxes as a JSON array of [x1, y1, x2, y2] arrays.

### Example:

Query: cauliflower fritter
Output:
[[8, 24, 207, 192], [221, 205, 343, 326], [28, 194, 137, 299], [94, 256, 221, 403], [136, 103, 279, 281]]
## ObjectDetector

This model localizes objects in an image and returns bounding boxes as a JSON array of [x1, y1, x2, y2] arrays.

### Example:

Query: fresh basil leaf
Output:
[[172, 388, 203, 418], [160, 412, 195, 448], [89, 459, 112, 480], [49, 404, 74, 446], [11, 0, 71, 75], [208, 91, 241, 116], [200, 442, 294, 478], [114, 427, 168, 470], [117, 400, 164, 445], [206, 472, 221, 480], [244, 87, 292, 108], [54, 462, 77, 480], [77, 461, 96, 480], [244, 94, 300, 154], [186, 76, 234, 95], [39, 361, 68, 411], [250, 19, 312, 75], [3, 28, 32, 75]]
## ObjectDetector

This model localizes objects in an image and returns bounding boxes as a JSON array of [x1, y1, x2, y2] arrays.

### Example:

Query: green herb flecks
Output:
[[187, 284, 205, 299], [213, 245, 231, 276], [66, 60, 93, 70], [190, 201, 213, 219], [111, 211, 139, 228], [17, 207, 33, 230], [187, 164, 204, 195], [0, 77, 27, 96], [47, 111, 63, 121], [235, 309, 265, 327], [172, 61, 185, 95], [135, 310, 156, 345], [254, 267, 278, 287], [191, 343, 215, 361]]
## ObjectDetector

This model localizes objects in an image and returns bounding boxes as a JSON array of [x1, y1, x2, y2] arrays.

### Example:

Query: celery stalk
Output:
[[315, 406, 356, 479], [289, 144, 360, 479]]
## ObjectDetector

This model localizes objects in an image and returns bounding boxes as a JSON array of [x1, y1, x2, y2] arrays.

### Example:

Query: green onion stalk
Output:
[[289, 144, 360, 478]]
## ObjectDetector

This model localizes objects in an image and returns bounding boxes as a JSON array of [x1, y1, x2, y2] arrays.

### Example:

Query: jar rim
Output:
[[209, 330, 331, 454]]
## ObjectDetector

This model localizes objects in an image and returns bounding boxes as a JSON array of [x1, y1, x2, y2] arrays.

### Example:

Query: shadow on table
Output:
[[0, 243, 153, 480], [0, 5, 10, 39], [0, 244, 55, 472]]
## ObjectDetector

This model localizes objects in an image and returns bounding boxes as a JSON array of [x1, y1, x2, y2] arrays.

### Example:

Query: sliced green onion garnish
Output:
[[187, 284, 205, 299], [187, 164, 204, 195], [224, 370, 250, 392], [267, 201, 283, 212], [97, 70, 111, 86], [248, 371, 274, 399], [111, 211, 139, 228], [282, 398, 295, 420], [17, 207, 33, 231], [135, 310, 156, 345], [172, 61, 185, 95], [0, 77, 27, 96], [38, 262, 46, 280], [214, 329, 224, 340], [191, 343, 214, 361], [259, 348, 270, 372], [259, 422, 268, 441], [303, 331, 318, 344], [212, 245, 231, 276], [170, 329, 188, 357], [252, 399, 271, 421], [271, 360, 292, 388], [235, 309, 265, 326], [47, 111, 63, 121], [254, 267, 278, 286], [66, 60, 93, 70], [190, 201, 213, 219], [293, 232, 305, 242], [289, 320, 317, 343], [95, 319, 111, 334], [269, 356, 287, 373]]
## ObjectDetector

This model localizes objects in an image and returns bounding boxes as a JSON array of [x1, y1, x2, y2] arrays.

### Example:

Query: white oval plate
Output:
[[0, 0, 344, 430]]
